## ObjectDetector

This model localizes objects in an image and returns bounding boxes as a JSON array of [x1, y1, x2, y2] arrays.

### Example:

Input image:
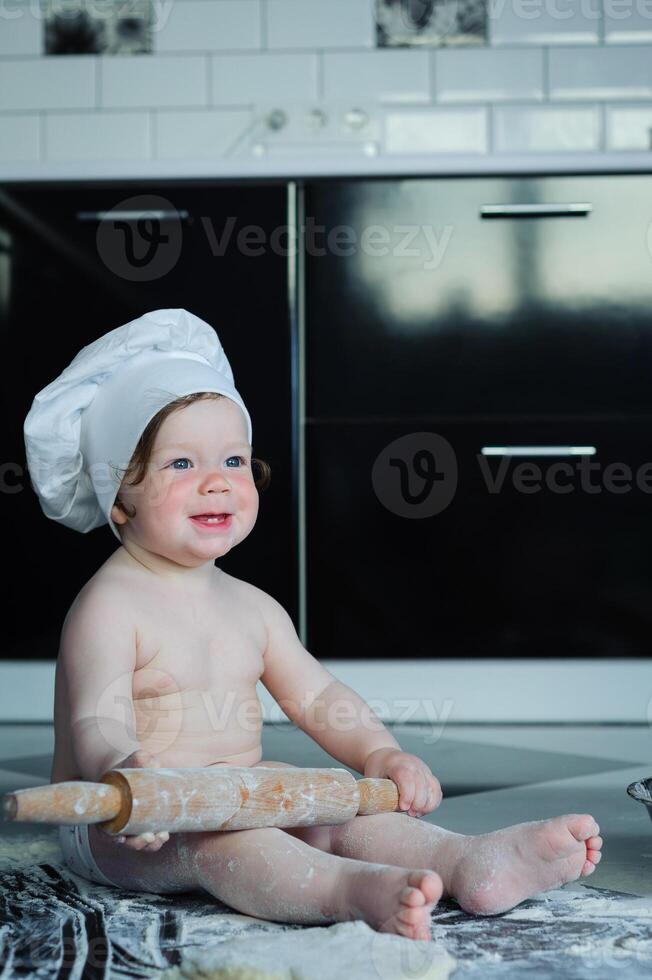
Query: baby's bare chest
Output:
[[129, 587, 266, 762], [134, 605, 264, 689]]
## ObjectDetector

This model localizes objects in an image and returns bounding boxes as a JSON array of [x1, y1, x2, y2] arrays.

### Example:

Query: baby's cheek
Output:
[[149, 475, 184, 516], [246, 483, 259, 511], [240, 483, 260, 524]]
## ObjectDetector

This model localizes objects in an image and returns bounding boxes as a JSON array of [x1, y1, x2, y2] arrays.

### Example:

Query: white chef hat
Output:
[[23, 308, 252, 542]]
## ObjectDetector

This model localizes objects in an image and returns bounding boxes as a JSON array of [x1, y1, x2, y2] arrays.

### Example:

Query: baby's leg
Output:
[[182, 827, 443, 940], [87, 823, 200, 894], [327, 812, 603, 916], [89, 822, 442, 940]]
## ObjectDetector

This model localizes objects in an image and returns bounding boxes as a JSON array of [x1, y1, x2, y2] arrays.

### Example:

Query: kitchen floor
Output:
[[1, 723, 652, 978]]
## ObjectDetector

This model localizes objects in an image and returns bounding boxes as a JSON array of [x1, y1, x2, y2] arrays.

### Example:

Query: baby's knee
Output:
[[193, 825, 288, 860], [195, 825, 312, 874], [284, 822, 334, 853]]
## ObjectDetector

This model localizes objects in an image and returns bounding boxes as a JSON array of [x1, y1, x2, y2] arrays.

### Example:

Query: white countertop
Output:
[[1, 151, 652, 182]]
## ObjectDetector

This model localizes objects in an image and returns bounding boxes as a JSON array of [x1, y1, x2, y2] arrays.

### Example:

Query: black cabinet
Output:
[[307, 177, 652, 419], [304, 176, 652, 659], [6, 174, 652, 664], [2, 181, 293, 660]]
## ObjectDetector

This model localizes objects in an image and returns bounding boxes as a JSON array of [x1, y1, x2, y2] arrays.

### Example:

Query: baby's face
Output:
[[113, 397, 258, 567]]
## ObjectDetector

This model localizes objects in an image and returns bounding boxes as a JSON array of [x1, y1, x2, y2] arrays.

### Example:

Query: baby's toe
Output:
[[400, 885, 426, 908], [404, 870, 442, 906], [398, 906, 432, 941], [566, 814, 598, 843], [420, 871, 443, 905]]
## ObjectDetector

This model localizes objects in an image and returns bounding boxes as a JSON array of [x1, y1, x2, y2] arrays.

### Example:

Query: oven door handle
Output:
[[76, 210, 190, 222], [479, 203, 592, 219], [480, 446, 597, 457]]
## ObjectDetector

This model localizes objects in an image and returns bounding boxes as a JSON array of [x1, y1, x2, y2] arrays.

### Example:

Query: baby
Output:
[[24, 309, 602, 942]]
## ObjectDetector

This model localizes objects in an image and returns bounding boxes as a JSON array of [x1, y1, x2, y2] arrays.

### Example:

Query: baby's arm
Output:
[[256, 589, 401, 769], [256, 589, 442, 815], [60, 588, 168, 850], [61, 587, 142, 781]]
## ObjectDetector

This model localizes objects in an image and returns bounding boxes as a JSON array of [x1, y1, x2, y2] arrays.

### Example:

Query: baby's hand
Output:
[[116, 830, 170, 851], [104, 749, 171, 851], [365, 749, 442, 818]]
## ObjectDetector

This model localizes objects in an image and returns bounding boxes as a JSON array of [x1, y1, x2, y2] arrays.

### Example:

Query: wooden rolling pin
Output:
[[1, 766, 400, 836]]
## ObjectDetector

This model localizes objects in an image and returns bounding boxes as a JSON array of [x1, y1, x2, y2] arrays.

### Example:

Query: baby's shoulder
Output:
[[218, 571, 279, 622], [62, 555, 138, 632], [218, 575, 299, 650]]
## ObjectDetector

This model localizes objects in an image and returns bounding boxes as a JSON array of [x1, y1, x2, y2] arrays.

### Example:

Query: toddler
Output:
[[24, 309, 602, 941]]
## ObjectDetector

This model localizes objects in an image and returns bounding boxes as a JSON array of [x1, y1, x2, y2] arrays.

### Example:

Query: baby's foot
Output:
[[447, 814, 602, 916], [348, 866, 443, 941]]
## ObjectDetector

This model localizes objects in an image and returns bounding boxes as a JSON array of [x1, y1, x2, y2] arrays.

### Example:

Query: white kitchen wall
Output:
[[0, 0, 651, 175]]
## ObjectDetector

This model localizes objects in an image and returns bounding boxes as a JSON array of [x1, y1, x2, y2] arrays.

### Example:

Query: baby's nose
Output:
[[201, 470, 231, 491]]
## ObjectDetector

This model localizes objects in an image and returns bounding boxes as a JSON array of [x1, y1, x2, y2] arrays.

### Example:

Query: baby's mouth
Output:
[[190, 513, 230, 524]]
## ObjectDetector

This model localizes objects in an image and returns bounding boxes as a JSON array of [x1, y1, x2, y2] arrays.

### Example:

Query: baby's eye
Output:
[[225, 456, 248, 468], [169, 458, 192, 470]]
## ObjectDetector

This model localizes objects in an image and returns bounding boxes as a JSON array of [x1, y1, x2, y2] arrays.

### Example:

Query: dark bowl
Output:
[[627, 778, 652, 822]]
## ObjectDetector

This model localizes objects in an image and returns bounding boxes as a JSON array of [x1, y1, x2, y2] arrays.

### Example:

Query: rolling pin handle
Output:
[[2, 793, 17, 821], [356, 777, 400, 815]]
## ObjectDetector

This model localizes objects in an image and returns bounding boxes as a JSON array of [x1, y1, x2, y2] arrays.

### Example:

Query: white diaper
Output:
[[58, 823, 119, 888]]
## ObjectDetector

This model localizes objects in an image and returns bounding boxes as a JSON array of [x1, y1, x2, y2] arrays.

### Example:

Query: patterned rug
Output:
[[1, 830, 652, 979]]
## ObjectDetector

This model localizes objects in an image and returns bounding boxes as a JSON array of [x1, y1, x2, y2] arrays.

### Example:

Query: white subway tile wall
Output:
[[606, 105, 652, 149], [435, 48, 544, 102], [323, 50, 430, 103], [267, 0, 374, 50], [604, 5, 652, 44], [0, 0, 650, 168], [385, 106, 488, 154], [0, 114, 40, 162], [155, 1, 262, 53], [488, 0, 600, 45], [549, 46, 652, 100], [101, 55, 208, 109], [156, 108, 253, 158], [211, 52, 319, 104], [45, 111, 151, 161], [0, 57, 96, 112], [0, 2, 41, 57], [493, 104, 600, 152]]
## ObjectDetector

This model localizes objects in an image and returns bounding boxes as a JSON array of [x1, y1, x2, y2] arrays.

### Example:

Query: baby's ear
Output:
[[111, 501, 129, 526]]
